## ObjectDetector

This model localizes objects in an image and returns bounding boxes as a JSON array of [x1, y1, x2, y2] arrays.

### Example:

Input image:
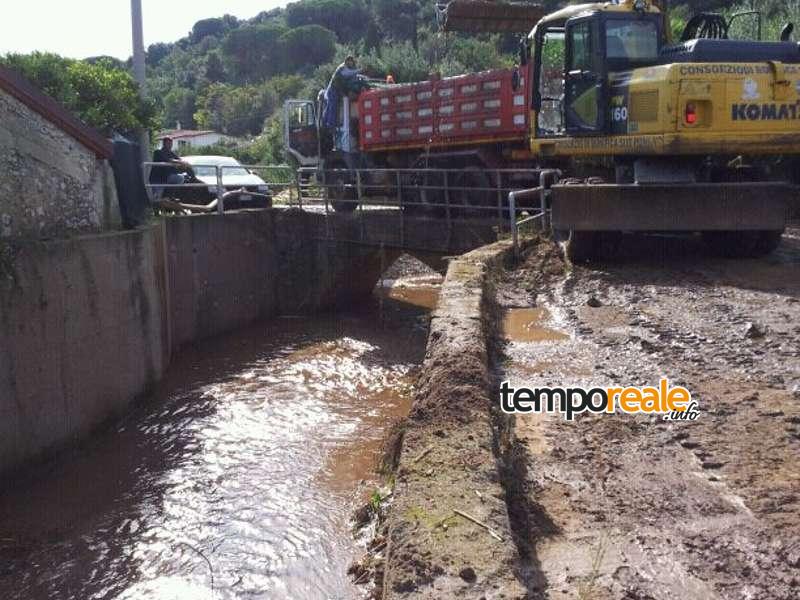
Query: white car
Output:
[[183, 155, 272, 209]]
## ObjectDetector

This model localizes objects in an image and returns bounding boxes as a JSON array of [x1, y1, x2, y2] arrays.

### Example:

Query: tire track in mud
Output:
[[497, 231, 800, 600]]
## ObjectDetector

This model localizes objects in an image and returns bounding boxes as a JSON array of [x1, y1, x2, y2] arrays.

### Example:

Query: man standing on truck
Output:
[[322, 56, 365, 128]]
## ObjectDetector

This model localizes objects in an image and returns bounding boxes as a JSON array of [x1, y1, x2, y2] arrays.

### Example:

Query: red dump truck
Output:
[[284, 0, 795, 264], [283, 63, 539, 212]]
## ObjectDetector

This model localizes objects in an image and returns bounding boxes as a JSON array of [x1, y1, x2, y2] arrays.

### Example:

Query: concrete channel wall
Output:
[[0, 209, 399, 475], [382, 240, 524, 599], [0, 226, 170, 474]]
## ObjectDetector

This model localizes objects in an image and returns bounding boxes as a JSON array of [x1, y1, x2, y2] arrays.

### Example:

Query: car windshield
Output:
[[606, 20, 659, 61], [188, 160, 250, 178]]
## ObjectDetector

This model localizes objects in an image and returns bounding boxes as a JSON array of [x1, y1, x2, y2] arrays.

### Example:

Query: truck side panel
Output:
[[358, 66, 531, 152]]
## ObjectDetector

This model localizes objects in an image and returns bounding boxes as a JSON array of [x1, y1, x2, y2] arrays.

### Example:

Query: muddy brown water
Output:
[[0, 273, 441, 600], [502, 307, 570, 344]]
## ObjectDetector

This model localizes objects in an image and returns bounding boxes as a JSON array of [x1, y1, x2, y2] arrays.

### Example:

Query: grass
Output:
[[369, 489, 384, 513], [577, 536, 609, 600]]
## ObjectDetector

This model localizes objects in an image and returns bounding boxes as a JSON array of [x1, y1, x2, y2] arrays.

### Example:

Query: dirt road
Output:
[[498, 230, 800, 599]]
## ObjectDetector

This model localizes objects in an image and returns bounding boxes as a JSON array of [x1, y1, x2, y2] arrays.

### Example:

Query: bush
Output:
[[1, 52, 156, 135]]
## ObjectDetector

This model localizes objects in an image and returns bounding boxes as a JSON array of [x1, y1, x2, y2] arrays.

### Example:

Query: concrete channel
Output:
[[0, 234, 443, 598], [3, 206, 638, 600], [1, 205, 515, 599]]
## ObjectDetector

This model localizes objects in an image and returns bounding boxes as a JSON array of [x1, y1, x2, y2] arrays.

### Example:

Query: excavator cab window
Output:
[[604, 13, 664, 70], [535, 29, 566, 136], [564, 16, 605, 134]]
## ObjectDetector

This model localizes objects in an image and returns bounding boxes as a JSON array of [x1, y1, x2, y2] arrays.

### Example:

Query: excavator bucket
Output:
[[436, 0, 547, 33]]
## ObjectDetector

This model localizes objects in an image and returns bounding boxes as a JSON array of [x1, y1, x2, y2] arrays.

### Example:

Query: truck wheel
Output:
[[753, 230, 784, 256], [701, 231, 771, 258], [564, 230, 600, 264], [451, 167, 493, 217], [326, 168, 358, 213]]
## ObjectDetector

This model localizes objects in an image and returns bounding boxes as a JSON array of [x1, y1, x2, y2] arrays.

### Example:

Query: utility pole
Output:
[[131, 0, 150, 164]]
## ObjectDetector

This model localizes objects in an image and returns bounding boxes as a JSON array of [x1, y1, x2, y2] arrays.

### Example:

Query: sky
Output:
[[0, 0, 286, 60]]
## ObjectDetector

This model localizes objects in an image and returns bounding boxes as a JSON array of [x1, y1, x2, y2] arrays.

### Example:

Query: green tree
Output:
[[162, 87, 197, 129], [374, 0, 422, 49], [65, 59, 156, 134], [146, 42, 172, 67], [192, 18, 226, 43], [204, 51, 226, 82], [285, 0, 369, 43], [1, 52, 74, 103], [276, 25, 337, 72], [1, 52, 155, 134], [222, 23, 287, 82]]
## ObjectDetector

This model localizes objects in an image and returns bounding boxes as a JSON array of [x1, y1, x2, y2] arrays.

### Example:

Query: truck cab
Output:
[[284, 93, 360, 171]]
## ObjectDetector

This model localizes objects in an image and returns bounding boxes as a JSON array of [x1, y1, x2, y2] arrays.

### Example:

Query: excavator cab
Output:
[[534, 6, 666, 138]]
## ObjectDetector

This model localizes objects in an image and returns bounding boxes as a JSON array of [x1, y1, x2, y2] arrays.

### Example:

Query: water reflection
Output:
[[0, 275, 439, 600]]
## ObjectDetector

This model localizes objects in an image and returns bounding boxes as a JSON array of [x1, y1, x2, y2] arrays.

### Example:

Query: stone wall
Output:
[[0, 88, 119, 240]]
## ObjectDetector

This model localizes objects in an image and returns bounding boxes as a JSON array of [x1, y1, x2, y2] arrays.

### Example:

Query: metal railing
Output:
[[142, 162, 296, 214], [508, 169, 561, 259], [141, 161, 556, 256], [295, 165, 555, 254]]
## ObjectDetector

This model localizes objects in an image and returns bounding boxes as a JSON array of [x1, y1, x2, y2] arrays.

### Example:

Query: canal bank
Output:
[[377, 240, 530, 599], [0, 209, 405, 474], [0, 268, 441, 599]]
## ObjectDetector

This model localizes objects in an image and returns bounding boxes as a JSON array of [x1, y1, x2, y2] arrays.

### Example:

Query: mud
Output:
[[498, 229, 800, 599], [380, 241, 531, 599], [503, 308, 570, 343]]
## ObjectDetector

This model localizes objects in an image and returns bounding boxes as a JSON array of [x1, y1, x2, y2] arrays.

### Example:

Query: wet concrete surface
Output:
[[498, 230, 800, 599], [0, 264, 441, 600]]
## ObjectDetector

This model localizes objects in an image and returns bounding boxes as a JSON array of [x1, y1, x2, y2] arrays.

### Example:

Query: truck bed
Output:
[[358, 66, 531, 153]]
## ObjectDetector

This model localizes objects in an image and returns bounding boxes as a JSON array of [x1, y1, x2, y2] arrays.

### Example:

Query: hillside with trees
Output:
[[141, 0, 521, 163], [2, 0, 799, 164]]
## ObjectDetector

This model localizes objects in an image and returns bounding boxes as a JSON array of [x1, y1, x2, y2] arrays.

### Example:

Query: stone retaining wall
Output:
[[0, 88, 119, 240]]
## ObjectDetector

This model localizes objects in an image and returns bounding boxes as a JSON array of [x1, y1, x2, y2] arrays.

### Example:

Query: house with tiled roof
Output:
[[156, 125, 229, 150]]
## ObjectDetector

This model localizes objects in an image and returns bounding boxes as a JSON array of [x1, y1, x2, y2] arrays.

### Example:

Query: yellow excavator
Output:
[[441, 0, 799, 259]]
